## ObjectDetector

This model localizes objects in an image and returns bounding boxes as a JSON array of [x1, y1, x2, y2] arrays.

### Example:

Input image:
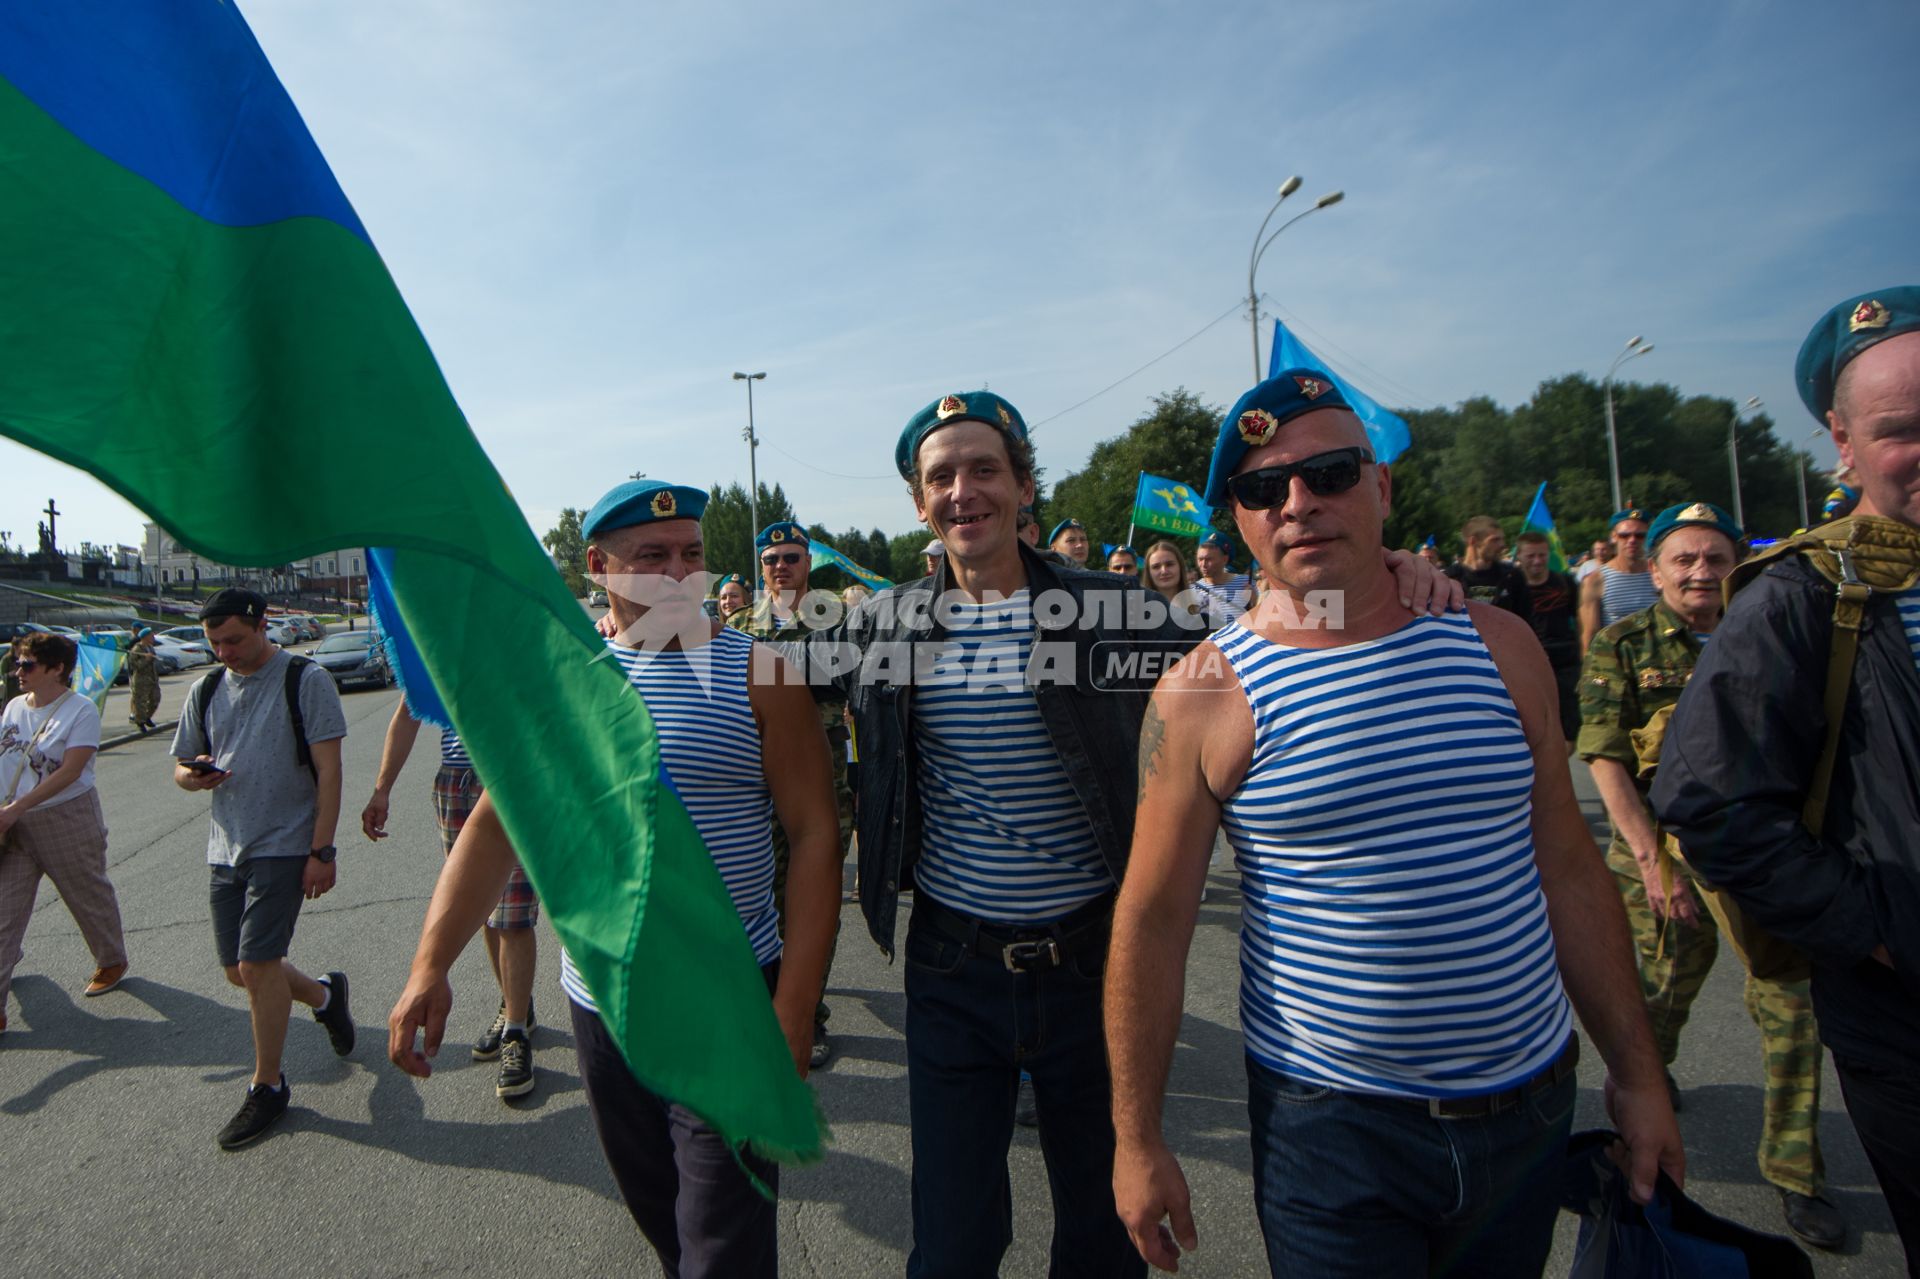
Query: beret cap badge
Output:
[[1679, 502, 1714, 522], [1850, 300, 1892, 333], [997, 403, 1012, 427], [1237, 408, 1279, 446], [769, 528, 784, 542], [1293, 374, 1331, 400], [936, 394, 968, 420], [649, 490, 677, 519]]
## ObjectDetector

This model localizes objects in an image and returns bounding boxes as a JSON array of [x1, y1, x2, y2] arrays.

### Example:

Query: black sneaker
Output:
[[473, 999, 535, 1061], [217, 1078, 290, 1150], [314, 971, 354, 1056], [495, 1028, 535, 1099], [809, 1023, 832, 1071]]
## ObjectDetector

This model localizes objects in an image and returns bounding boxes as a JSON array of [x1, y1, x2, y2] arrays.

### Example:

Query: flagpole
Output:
[[1127, 521, 1137, 549]]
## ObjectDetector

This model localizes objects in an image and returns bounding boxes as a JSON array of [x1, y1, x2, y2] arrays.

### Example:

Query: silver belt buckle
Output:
[[1002, 938, 1060, 972]]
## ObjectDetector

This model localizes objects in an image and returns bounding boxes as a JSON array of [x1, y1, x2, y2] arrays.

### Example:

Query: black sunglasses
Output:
[[759, 550, 806, 566], [1227, 447, 1375, 510], [15, 658, 39, 673]]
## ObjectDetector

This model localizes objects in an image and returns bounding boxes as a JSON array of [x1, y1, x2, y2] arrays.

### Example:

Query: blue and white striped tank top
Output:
[[1192, 573, 1253, 624], [1898, 589, 1920, 670], [913, 590, 1112, 923], [560, 627, 780, 1011], [1214, 612, 1573, 1099], [438, 728, 471, 770], [1600, 567, 1659, 628]]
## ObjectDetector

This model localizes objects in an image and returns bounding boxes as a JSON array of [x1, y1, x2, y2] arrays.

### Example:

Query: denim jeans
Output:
[[902, 901, 1144, 1279], [1246, 1053, 1575, 1278]]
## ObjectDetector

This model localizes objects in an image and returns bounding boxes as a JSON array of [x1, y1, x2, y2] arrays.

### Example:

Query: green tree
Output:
[[541, 507, 589, 597], [701, 482, 795, 586], [1046, 388, 1225, 551]]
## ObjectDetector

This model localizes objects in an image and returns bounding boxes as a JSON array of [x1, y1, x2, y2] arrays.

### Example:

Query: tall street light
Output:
[[1248, 180, 1344, 379], [732, 371, 767, 558], [1603, 337, 1654, 511], [1727, 395, 1762, 531], [1794, 424, 1826, 529]]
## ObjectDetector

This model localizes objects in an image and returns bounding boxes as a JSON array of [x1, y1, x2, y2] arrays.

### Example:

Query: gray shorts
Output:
[[210, 857, 307, 966]]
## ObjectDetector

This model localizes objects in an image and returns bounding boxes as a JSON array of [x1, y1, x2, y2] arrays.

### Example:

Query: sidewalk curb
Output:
[[99, 719, 179, 752]]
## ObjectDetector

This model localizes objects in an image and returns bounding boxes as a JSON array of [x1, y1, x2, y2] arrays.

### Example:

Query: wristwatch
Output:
[[310, 844, 337, 864]]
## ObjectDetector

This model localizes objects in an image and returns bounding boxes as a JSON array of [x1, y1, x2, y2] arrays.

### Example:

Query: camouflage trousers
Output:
[[770, 740, 855, 1030], [1607, 841, 1825, 1196]]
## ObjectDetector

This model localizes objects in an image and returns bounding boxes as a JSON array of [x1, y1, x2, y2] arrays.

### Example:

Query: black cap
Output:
[[198, 587, 268, 623]]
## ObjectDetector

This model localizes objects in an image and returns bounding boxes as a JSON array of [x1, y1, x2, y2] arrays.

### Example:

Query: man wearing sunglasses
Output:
[[1105, 370, 1681, 1278], [1579, 508, 1657, 654], [727, 519, 848, 1070]]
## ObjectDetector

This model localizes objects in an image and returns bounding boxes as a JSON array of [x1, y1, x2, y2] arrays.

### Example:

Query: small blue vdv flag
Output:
[[1132, 473, 1214, 538], [1269, 320, 1413, 464]]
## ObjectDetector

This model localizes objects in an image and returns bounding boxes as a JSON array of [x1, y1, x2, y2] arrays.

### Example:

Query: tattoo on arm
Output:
[[1137, 700, 1168, 805]]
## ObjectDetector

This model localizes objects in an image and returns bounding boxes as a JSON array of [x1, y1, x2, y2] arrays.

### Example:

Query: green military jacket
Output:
[[1576, 599, 1702, 770]]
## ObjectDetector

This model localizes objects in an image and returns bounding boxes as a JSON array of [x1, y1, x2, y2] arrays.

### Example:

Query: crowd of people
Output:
[[1, 285, 1916, 1278]]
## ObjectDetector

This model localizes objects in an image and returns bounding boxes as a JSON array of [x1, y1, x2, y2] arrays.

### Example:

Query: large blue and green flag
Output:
[[0, 2, 822, 1160], [809, 539, 893, 593], [1520, 482, 1570, 574], [1132, 473, 1214, 538]]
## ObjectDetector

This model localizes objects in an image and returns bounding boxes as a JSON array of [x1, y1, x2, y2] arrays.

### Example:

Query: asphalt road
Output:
[[1, 677, 1905, 1276]]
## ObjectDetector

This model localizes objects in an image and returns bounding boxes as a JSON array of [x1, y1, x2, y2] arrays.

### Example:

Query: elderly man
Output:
[[1105, 371, 1681, 1278], [1580, 502, 1841, 1248], [390, 481, 841, 1279], [798, 388, 1467, 1277], [1580, 508, 1657, 653], [1654, 287, 1920, 1265]]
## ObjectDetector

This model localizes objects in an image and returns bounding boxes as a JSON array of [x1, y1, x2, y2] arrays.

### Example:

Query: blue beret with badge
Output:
[[1046, 518, 1085, 546], [1203, 370, 1354, 505], [581, 479, 707, 540], [896, 391, 1031, 480], [1608, 507, 1650, 531], [754, 520, 811, 551], [1795, 287, 1920, 421], [1647, 501, 1742, 554]]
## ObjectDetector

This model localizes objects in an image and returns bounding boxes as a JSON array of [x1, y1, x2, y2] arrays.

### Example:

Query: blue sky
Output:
[[7, 0, 1919, 551]]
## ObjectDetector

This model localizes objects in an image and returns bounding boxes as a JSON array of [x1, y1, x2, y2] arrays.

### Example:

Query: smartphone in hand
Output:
[[182, 758, 228, 776]]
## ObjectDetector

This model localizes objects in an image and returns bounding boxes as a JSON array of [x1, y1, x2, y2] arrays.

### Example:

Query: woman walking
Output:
[[128, 628, 160, 733], [0, 632, 130, 1033]]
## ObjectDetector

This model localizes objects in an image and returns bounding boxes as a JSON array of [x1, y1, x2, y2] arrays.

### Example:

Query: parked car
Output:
[[279, 614, 324, 642], [589, 590, 608, 608], [0, 621, 50, 644], [263, 619, 300, 647], [151, 634, 213, 667], [310, 631, 390, 690]]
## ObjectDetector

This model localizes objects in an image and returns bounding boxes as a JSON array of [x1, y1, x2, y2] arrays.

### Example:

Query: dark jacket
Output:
[[794, 542, 1204, 956], [1650, 554, 1920, 1068]]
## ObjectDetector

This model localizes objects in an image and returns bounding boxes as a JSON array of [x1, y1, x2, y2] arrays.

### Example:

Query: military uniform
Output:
[[728, 537, 853, 1052], [1579, 599, 1826, 1199]]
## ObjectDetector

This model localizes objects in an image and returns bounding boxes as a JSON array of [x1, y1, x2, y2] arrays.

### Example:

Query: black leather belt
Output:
[[1426, 1035, 1579, 1119], [915, 893, 1115, 973]]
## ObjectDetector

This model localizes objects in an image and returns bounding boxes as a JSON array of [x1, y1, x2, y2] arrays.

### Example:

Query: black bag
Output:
[[1561, 1130, 1811, 1278]]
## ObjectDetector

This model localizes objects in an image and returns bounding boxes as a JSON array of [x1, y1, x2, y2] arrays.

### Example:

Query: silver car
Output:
[[310, 631, 391, 690]]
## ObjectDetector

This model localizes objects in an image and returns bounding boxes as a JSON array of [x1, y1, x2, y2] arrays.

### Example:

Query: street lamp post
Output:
[[1248, 180, 1344, 379], [732, 371, 767, 557], [1728, 395, 1761, 531], [1794, 425, 1826, 529], [1603, 337, 1654, 511]]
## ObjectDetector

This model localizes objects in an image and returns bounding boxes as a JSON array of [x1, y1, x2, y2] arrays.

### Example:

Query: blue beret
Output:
[[1204, 370, 1354, 505], [1197, 531, 1234, 564], [713, 573, 747, 592], [896, 391, 1030, 479], [1608, 508, 1651, 531], [1046, 518, 1085, 545], [1796, 287, 1920, 421], [755, 521, 811, 551], [1646, 501, 1741, 554], [581, 480, 707, 540]]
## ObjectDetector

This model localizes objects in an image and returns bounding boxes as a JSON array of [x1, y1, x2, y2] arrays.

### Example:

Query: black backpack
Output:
[[194, 655, 317, 781]]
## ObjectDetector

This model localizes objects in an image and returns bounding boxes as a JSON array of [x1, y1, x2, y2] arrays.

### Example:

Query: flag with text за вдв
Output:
[[0, 1, 823, 1163], [1132, 473, 1215, 539]]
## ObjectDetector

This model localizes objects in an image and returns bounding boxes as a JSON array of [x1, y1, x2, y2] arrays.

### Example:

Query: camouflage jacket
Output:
[[1576, 600, 1702, 770], [727, 594, 848, 732]]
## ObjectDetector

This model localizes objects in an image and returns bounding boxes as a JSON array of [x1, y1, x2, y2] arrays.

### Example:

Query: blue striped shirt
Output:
[[438, 728, 471, 770], [561, 627, 780, 1011], [1899, 589, 1920, 671], [1599, 567, 1659, 628], [913, 590, 1111, 923], [1192, 572, 1253, 624], [1213, 612, 1573, 1099]]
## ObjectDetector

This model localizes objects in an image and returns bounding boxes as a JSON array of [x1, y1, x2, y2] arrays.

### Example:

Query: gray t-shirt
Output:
[[171, 649, 347, 866]]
